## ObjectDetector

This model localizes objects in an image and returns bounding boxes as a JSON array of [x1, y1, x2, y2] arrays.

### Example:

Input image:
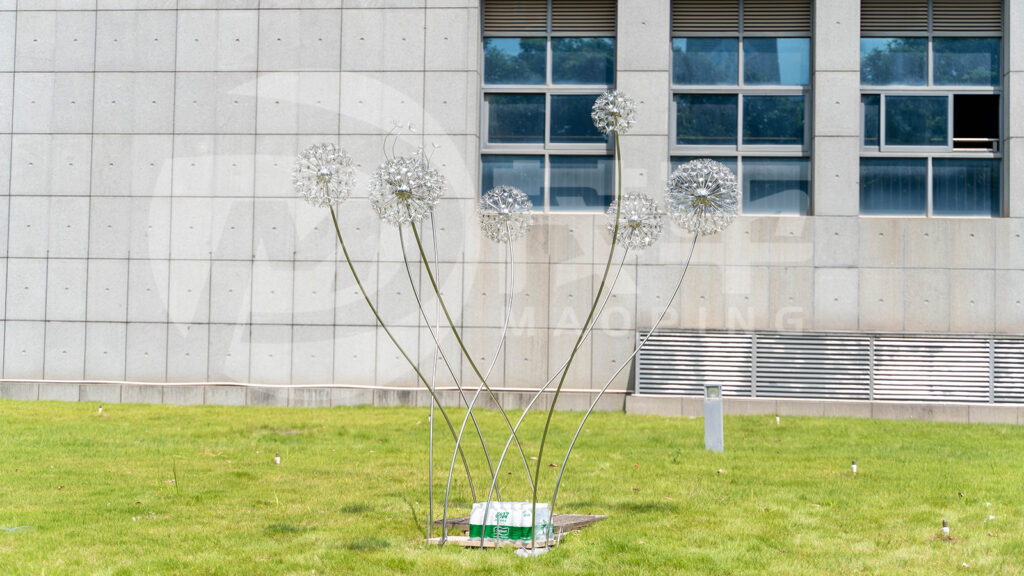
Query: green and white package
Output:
[[468, 502, 551, 541]]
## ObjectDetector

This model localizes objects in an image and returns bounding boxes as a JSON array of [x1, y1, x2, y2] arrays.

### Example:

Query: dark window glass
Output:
[[742, 158, 810, 214], [481, 155, 545, 208], [483, 37, 546, 85], [550, 94, 607, 144], [863, 95, 880, 147], [552, 37, 615, 85], [953, 94, 1000, 150], [884, 95, 948, 147], [672, 37, 738, 85], [934, 38, 1001, 87], [487, 94, 545, 144], [675, 94, 738, 146], [859, 38, 927, 86], [743, 95, 805, 146], [671, 156, 738, 175], [549, 155, 614, 211], [743, 38, 810, 85], [859, 158, 927, 215], [933, 159, 1000, 216]]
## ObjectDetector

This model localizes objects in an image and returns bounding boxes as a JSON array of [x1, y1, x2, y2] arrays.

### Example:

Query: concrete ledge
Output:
[[80, 384, 122, 404], [122, 385, 163, 405], [872, 402, 970, 423], [625, 394, 682, 417], [290, 388, 332, 408], [38, 383, 80, 402], [164, 386, 205, 406], [624, 394, 1021, 426], [331, 388, 373, 407], [724, 398, 778, 416], [206, 386, 246, 406], [1, 382, 39, 401], [968, 404, 1019, 425], [247, 387, 288, 407], [823, 400, 873, 419], [4, 383, 1021, 427], [777, 399, 826, 417]]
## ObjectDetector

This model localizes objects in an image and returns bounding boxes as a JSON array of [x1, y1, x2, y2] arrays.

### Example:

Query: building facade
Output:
[[0, 0, 1021, 417]]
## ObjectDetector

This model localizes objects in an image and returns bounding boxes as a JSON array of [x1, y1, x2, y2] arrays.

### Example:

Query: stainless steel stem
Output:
[[410, 223, 535, 498], [478, 250, 629, 548], [444, 223, 520, 545], [550, 234, 698, 521], [528, 133, 625, 551], [397, 226, 500, 502], [328, 207, 476, 500]]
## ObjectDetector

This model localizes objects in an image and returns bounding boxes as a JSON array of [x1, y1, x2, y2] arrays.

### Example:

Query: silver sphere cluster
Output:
[[665, 159, 740, 236], [591, 90, 637, 135], [369, 149, 446, 227], [478, 186, 534, 244], [607, 192, 664, 251], [293, 143, 356, 208]]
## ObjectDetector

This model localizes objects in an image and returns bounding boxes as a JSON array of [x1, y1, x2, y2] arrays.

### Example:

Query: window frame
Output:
[[860, 26, 1003, 218], [670, 32, 813, 216], [480, 6, 616, 214]]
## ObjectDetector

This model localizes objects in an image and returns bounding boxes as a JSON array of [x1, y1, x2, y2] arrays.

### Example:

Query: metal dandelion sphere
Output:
[[369, 149, 446, 227], [665, 159, 740, 236], [607, 192, 664, 250], [591, 90, 637, 135], [479, 186, 534, 244], [293, 143, 356, 208]]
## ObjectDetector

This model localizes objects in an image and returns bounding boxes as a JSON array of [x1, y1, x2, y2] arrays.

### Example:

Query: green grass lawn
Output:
[[1, 399, 1022, 575]]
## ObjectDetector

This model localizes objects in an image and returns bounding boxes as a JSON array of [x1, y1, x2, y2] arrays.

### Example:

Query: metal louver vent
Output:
[[742, 0, 811, 34], [933, 0, 1002, 33], [994, 340, 1024, 403], [872, 337, 991, 402], [636, 331, 752, 396], [754, 334, 871, 400], [672, 0, 740, 34], [484, 0, 548, 35], [636, 330, 1024, 405], [552, 0, 616, 34], [861, 0, 928, 34]]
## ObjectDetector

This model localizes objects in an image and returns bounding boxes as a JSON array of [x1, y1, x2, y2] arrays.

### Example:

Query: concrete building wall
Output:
[[0, 1, 1022, 403]]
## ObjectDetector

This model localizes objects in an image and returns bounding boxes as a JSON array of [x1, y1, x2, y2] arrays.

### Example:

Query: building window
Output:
[[859, 0, 1002, 217], [481, 0, 617, 212], [670, 0, 812, 215]]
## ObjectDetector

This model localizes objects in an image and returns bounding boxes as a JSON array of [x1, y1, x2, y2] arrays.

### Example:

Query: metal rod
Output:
[[445, 223, 520, 546], [478, 250, 629, 548], [328, 207, 476, 499], [550, 234, 698, 519], [529, 133, 625, 550], [410, 223, 535, 496], [398, 226, 499, 502]]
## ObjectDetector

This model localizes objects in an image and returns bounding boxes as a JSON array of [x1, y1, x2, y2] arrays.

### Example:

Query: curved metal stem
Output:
[[529, 133, 625, 549], [550, 234, 698, 517], [328, 207, 476, 500], [410, 223, 535, 494], [397, 226, 500, 500], [478, 250, 628, 547], [444, 223, 520, 545]]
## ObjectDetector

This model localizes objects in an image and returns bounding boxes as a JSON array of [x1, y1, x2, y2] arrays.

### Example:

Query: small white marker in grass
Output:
[[98, 405, 103, 415], [776, 416, 780, 426], [942, 519, 950, 537], [274, 452, 281, 466], [851, 459, 857, 476]]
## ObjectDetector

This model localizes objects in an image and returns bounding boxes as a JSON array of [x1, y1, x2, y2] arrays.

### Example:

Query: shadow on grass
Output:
[[340, 537, 391, 551], [265, 523, 315, 535]]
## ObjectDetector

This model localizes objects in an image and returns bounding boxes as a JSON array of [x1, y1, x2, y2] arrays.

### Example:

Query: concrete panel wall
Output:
[[0, 1, 1022, 400]]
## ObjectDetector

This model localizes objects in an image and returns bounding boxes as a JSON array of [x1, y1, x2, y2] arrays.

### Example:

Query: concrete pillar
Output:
[[1005, 0, 1024, 217], [812, 0, 861, 216]]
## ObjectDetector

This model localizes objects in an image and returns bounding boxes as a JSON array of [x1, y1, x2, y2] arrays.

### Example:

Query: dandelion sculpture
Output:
[[293, 91, 740, 553]]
